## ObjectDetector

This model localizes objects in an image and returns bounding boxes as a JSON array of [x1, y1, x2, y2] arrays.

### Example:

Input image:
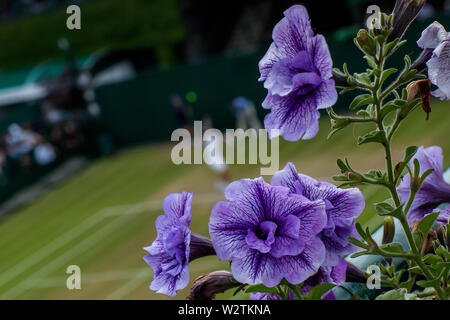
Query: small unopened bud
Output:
[[332, 69, 350, 88], [331, 118, 351, 130], [389, 0, 426, 42], [189, 234, 216, 262], [382, 216, 395, 245], [356, 30, 376, 56], [345, 261, 366, 283], [411, 48, 433, 72], [187, 271, 240, 300]]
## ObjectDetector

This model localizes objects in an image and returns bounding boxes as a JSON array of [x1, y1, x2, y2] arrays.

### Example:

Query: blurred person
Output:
[[231, 96, 262, 130], [5, 123, 38, 159], [34, 142, 56, 166], [202, 114, 231, 192], [170, 93, 193, 133], [62, 120, 84, 151]]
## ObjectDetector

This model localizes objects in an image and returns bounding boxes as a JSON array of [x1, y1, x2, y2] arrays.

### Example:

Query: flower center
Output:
[[291, 51, 322, 95], [245, 221, 277, 253], [164, 228, 186, 263]]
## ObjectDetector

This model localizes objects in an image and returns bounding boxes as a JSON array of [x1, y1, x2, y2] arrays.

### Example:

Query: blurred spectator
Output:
[[202, 114, 231, 192], [5, 123, 38, 159], [230, 96, 262, 130], [170, 93, 194, 132], [34, 141, 56, 166]]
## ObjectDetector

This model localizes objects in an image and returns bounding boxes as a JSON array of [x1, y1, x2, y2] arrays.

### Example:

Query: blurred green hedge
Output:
[[0, 0, 185, 70]]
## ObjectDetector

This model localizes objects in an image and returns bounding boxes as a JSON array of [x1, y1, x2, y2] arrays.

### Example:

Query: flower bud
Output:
[[345, 261, 366, 283], [382, 216, 395, 245], [411, 48, 433, 72], [189, 234, 216, 262], [187, 271, 240, 300], [331, 118, 351, 131], [388, 0, 426, 42], [332, 69, 349, 88], [356, 30, 376, 56]]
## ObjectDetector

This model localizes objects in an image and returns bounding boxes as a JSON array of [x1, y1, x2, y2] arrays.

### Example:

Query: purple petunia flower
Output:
[[397, 146, 450, 225], [209, 177, 327, 287], [143, 192, 215, 297], [417, 21, 450, 100], [435, 208, 450, 226], [258, 5, 337, 141], [250, 292, 296, 300], [301, 257, 347, 299], [271, 162, 365, 266], [250, 258, 347, 300]]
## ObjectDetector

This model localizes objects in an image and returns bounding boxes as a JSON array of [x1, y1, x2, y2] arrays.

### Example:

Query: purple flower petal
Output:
[[272, 162, 364, 265], [259, 4, 337, 141], [417, 22, 450, 100], [143, 192, 194, 297], [417, 21, 448, 50], [209, 177, 327, 287], [397, 146, 450, 224]]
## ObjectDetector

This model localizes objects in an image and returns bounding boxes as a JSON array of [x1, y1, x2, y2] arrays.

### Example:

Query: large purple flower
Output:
[[250, 257, 347, 300], [301, 257, 347, 299], [271, 162, 364, 266], [258, 5, 337, 141], [417, 22, 450, 100], [143, 192, 215, 297], [209, 177, 327, 287], [398, 146, 450, 225]]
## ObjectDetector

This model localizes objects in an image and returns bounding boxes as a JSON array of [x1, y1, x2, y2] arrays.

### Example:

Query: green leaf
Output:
[[233, 283, 248, 296], [416, 279, 440, 289], [347, 236, 368, 249], [417, 211, 440, 236], [337, 159, 349, 172], [435, 246, 450, 260], [350, 94, 374, 110], [423, 254, 443, 265], [376, 288, 409, 300], [375, 201, 403, 218], [350, 250, 371, 258], [355, 222, 369, 242], [380, 68, 397, 84], [307, 283, 335, 300], [379, 242, 405, 254], [333, 175, 349, 182], [364, 55, 377, 69], [357, 130, 386, 145], [356, 110, 371, 117], [354, 72, 372, 85], [379, 102, 401, 119], [245, 284, 278, 294]]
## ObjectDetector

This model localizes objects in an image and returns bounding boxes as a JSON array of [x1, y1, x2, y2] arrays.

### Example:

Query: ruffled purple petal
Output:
[[264, 93, 321, 141], [427, 40, 450, 100], [417, 21, 448, 50], [397, 146, 450, 224], [162, 192, 193, 225]]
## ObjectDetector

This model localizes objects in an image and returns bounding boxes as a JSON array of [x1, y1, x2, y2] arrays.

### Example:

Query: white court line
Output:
[[27, 268, 149, 288], [0, 193, 223, 299], [104, 269, 150, 300], [0, 202, 149, 290]]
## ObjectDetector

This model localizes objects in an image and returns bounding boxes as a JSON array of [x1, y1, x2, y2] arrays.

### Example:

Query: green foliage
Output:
[[0, 0, 185, 69]]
